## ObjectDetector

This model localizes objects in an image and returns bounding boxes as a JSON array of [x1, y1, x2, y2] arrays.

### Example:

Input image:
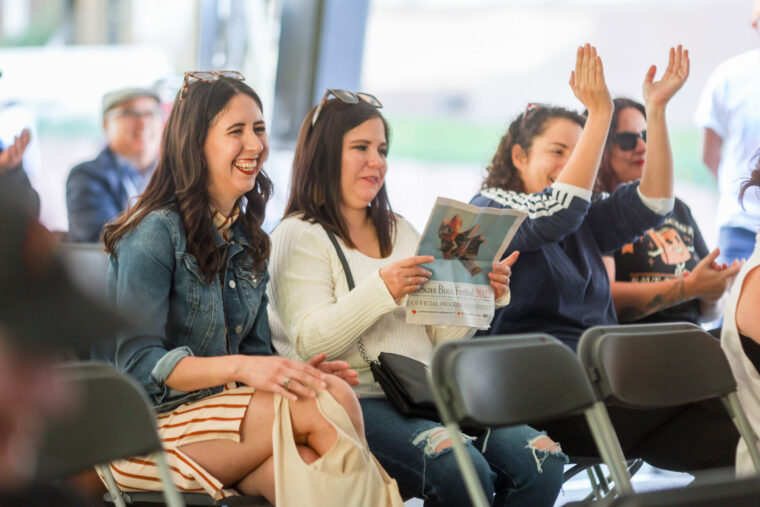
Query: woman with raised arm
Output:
[[596, 97, 741, 325], [98, 72, 403, 506], [722, 155, 760, 476], [266, 87, 566, 505], [471, 45, 738, 472]]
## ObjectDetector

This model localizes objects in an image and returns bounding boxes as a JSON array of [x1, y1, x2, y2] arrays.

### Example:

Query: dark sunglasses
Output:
[[614, 130, 647, 151], [311, 89, 383, 128]]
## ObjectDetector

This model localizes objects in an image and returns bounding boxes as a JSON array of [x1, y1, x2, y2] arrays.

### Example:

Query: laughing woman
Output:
[[98, 73, 402, 506]]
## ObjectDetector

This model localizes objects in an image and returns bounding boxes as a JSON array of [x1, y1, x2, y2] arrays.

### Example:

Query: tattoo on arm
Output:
[[617, 279, 687, 322]]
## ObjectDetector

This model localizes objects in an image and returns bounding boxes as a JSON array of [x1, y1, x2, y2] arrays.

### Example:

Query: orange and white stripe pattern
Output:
[[99, 385, 253, 501]]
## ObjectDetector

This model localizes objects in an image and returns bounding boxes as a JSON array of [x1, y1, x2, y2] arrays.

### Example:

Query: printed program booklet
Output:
[[406, 197, 526, 329]]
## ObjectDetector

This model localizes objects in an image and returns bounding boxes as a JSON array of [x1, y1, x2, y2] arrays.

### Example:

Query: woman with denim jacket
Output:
[[97, 73, 403, 506], [266, 85, 567, 505]]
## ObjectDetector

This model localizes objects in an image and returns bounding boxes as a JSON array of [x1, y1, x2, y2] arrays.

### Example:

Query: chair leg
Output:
[[441, 422, 490, 507], [723, 393, 760, 476], [98, 463, 127, 507], [584, 403, 634, 496], [152, 450, 186, 507]]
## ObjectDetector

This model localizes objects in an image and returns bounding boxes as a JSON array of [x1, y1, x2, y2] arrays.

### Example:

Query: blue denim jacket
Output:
[[95, 206, 272, 413]]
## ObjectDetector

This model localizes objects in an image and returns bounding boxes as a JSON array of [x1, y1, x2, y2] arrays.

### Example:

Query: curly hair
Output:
[[103, 77, 272, 283], [483, 106, 586, 192], [595, 98, 647, 193]]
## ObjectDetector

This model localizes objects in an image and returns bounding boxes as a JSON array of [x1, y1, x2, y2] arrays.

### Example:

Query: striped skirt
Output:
[[100, 386, 253, 501]]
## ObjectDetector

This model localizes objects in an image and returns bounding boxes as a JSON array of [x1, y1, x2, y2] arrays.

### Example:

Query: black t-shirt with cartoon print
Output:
[[612, 198, 709, 324]]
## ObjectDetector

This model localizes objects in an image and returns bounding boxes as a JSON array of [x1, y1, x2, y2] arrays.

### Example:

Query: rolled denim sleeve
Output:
[[107, 212, 188, 403]]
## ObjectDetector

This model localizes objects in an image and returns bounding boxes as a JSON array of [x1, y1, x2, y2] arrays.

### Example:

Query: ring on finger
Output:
[[408, 276, 412, 285], [283, 377, 291, 389]]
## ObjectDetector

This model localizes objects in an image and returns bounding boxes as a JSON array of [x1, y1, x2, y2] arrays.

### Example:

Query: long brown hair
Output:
[[483, 106, 585, 192], [595, 98, 647, 193], [285, 98, 396, 257], [103, 77, 272, 282]]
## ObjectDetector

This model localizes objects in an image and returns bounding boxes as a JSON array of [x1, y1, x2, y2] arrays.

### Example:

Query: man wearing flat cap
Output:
[[66, 87, 162, 242]]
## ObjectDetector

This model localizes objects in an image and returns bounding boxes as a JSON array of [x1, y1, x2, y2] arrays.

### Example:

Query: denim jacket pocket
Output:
[[234, 265, 268, 314], [178, 253, 218, 350]]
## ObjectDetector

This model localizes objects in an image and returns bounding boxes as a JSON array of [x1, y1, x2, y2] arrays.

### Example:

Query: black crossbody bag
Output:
[[324, 227, 441, 421]]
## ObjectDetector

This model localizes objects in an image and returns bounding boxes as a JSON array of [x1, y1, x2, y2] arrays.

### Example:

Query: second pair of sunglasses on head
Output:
[[311, 89, 382, 128]]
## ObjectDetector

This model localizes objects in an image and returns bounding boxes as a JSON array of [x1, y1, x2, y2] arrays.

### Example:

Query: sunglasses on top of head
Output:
[[310, 89, 383, 128], [614, 130, 647, 151]]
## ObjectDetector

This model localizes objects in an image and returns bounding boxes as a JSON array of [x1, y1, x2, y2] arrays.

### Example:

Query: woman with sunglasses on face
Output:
[[266, 89, 566, 506], [472, 46, 739, 473], [597, 98, 741, 325], [97, 72, 403, 506]]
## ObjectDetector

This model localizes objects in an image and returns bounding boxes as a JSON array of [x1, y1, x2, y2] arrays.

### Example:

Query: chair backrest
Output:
[[578, 323, 737, 408], [36, 361, 163, 479], [58, 242, 110, 301], [430, 334, 598, 428]]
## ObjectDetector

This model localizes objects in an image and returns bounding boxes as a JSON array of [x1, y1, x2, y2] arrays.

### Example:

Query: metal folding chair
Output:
[[578, 322, 760, 475], [429, 334, 634, 507], [36, 361, 184, 507]]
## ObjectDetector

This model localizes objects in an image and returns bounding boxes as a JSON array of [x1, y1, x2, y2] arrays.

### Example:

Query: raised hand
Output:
[[489, 251, 519, 300], [0, 129, 30, 174], [307, 352, 359, 386], [234, 355, 328, 402], [379, 255, 434, 300], [642, 45, 690, 108], [569, 43, 612, 115]]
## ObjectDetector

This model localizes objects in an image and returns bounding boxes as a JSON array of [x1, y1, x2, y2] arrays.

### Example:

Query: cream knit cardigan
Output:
[[267, 215, 510, 397]]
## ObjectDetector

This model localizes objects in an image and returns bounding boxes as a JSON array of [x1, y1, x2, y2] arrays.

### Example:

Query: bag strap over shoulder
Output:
[[322, 226, 376, 365], [324, 228, 355, 290]]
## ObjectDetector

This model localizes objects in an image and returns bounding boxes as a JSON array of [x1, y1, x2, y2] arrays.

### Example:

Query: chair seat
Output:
[[106, 491, 272, 506]]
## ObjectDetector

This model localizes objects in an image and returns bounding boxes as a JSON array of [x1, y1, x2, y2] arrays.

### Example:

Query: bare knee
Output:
[[325, 375, 361, 421], [528, 435, 562, 454], [296, 444, 320, 464], [413, 427, 457, 455]]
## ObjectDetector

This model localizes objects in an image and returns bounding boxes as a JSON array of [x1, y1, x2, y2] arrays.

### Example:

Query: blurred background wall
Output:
[[1, 0, 757, 245]]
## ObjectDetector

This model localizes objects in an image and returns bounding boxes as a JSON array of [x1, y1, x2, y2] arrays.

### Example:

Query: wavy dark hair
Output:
[[103, 77, 272, 282], [740, 151, 760, 205], [595, 98, 647, 193], [285, 98, 396, 257], [483, 106, 585, 192]]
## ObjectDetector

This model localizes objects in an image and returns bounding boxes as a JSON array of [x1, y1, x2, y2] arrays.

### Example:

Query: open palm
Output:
[[642, 45, 690, 107], [0, 129, 30, 173]]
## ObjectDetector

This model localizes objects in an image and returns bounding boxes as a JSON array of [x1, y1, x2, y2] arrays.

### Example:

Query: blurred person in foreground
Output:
[[694, 0, 760, 263], [0, 186, 124, 505], [66, 87, 163, 242]]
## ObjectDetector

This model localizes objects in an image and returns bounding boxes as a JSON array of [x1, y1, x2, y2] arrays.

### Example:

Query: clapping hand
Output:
[[0, 129, 30, 174], [569, 43, 612, 115], [642, 45, 690, 108]]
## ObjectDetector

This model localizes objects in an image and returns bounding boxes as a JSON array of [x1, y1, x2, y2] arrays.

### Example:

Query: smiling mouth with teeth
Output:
[[234, 160, 258, 175]]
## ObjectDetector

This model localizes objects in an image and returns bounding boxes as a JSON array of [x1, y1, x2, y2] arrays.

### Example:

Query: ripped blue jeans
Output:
[[360, 398, 566, 506]]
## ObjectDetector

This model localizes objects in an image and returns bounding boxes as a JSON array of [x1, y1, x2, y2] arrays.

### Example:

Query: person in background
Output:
[[66, 87, 163, 242], [596, 98, 741, 325], [694, 0, 760, 263]]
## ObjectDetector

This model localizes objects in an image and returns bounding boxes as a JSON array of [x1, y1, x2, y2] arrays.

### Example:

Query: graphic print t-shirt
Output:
[[612, 198, 709, 324]]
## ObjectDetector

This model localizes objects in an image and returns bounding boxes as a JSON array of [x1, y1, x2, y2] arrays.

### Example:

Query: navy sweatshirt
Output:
[[470, 182, 667, 350]]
